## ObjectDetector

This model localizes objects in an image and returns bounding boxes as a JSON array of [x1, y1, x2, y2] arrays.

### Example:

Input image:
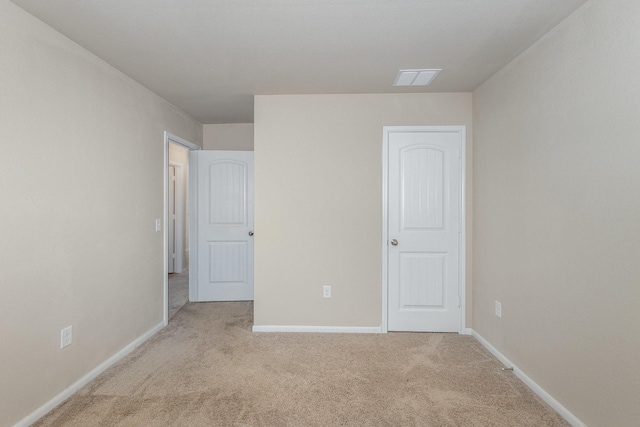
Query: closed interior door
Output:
[[196, 150, 254, 301], [387, 128, 462, 332]]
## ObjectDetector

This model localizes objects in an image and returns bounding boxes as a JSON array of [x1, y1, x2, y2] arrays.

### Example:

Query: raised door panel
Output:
[[401, 147, 444, 231], [399, 253, 445, 308], [209, 241, 247, 283], [209, 161, 247, 226]]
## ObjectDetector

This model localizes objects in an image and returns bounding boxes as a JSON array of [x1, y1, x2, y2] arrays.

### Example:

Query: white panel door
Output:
[[387, 129, 461, 332], [196, 151, 254, 301]]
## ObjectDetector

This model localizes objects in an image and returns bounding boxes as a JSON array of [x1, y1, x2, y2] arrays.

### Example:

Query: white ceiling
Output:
[[11, 0, 586, 124]]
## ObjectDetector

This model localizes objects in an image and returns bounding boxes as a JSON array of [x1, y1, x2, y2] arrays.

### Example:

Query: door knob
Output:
[[248, 231, 254, 236], [391, 239, 398, 246]]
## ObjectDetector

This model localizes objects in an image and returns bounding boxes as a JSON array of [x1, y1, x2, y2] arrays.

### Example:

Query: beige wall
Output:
[[203, 123, 254, 150], [254, 93, 472, 328], [472, 1, 640, 425], [0, 1, 202, 425]]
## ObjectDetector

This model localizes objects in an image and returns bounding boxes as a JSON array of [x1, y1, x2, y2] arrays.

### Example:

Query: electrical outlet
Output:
[[495, 301, 502, 318], [323, 285, 331, 299], [61, 326, 72, 349]]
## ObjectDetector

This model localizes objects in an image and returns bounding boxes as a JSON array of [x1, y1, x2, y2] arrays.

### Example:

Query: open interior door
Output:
[[195, 150, 254, 301]]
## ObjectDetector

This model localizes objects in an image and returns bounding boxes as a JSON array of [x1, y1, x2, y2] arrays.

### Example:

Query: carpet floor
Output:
[[35, 302, 569, 426], [168, 272, 189, 320]]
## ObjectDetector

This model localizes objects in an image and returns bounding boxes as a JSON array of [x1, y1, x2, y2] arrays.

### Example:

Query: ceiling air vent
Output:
[[393, 69, 441, 86]]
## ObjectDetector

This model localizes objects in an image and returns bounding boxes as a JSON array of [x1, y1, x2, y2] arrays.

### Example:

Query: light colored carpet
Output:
[[168, 272, 189, 319], [35, 302, 569, 426]]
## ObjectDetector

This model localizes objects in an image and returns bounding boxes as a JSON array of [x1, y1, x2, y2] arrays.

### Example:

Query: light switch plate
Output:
[[323, 285, 331, 298], [61, 326, 72, 348]]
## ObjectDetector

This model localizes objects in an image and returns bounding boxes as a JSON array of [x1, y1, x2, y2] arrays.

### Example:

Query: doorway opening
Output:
[[164, 132, 200, 325]]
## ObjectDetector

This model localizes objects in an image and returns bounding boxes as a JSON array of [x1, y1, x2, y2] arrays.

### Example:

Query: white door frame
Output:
[[168, 161, 184, 274], [188, 149, 199, 303], [163, 131, 200, 326], [381, 126, 467, 334]]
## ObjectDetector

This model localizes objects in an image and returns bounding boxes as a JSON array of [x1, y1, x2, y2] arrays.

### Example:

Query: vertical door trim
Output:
[[381, 126, 466, 334], [188, 150, 198, 303], [168, 161, 184, 274], [164, 132, 200, 326]]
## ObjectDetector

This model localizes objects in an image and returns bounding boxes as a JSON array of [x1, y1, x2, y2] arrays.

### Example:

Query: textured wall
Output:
[[203, 123, 254, 151], [254, 93, 472, 328], [0, 1, 201, 425], [473, 1, 640, 425]]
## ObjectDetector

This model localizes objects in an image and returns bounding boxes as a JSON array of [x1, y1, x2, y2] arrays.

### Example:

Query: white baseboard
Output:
[[252, 325, 382, 334], [14, 322, 165, 427], [469, 329, 586, 427]]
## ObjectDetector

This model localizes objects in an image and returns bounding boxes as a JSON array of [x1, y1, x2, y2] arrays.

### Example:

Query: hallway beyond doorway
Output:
[[168, 272, 188, 319]]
